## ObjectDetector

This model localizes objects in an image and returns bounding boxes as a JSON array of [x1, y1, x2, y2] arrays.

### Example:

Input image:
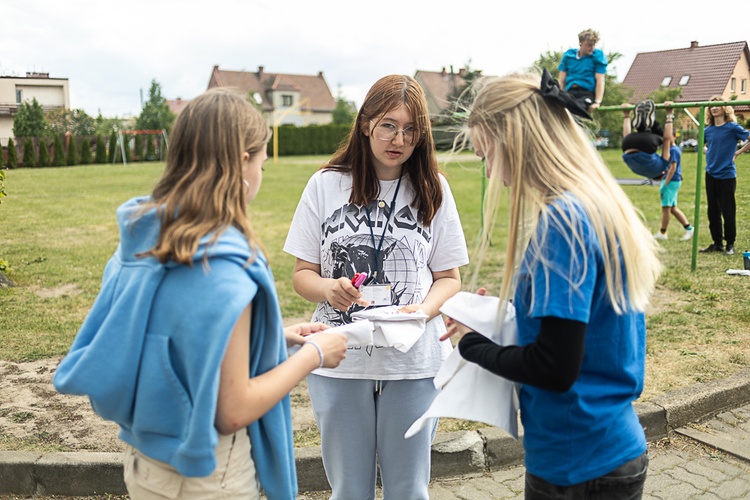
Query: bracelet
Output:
[[305, 339, 324, 369], [666, 114, 675, 120]]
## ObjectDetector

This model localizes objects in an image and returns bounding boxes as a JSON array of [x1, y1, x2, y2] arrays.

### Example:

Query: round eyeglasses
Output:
[[371, 121, 416, 144]]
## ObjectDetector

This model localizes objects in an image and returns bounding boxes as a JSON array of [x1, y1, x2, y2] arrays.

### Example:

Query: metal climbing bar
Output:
[[599, 100, 750, 271]]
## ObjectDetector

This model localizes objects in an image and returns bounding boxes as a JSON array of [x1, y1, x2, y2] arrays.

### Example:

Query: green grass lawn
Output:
[[1, 149, 749, 401]]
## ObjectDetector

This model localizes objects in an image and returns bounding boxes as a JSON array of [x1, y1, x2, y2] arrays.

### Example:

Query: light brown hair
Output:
[[140, 87, 270, 264], [323, 75, 443, 226], [707, 95, 737, 125]]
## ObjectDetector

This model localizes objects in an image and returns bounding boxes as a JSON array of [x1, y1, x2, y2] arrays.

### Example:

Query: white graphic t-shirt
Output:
[[284, 169, 469, 380]]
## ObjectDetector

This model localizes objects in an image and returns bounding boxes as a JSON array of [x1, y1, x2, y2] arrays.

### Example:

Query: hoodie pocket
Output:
[[133, 334, 192, 437]]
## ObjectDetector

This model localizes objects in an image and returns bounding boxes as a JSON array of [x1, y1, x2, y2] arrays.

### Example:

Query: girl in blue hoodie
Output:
[[53, 88, 348, 499]]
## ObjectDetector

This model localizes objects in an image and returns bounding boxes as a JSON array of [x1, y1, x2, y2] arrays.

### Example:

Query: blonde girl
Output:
[[446, 71, 662, 499]]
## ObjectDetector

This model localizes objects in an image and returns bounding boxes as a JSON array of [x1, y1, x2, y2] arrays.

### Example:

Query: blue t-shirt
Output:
[[669, 145, 682, 182], [558, 48, 608, 92], [514, 196, 646, 486], [705, 122, 750, 179]]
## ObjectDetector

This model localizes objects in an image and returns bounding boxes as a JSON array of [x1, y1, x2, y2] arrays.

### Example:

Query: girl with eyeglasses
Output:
[[443, 71, 662, 499], [283, 74, 469, 499]]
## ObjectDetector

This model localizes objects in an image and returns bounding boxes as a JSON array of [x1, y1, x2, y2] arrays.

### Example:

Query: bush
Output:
[[95, 136, 107, 164], [52, 135, 65, 167], [22, 138, 36, 168], [6, 138, 17, 169], [66, 135, 79, 166], [37, 138, 50, 167]]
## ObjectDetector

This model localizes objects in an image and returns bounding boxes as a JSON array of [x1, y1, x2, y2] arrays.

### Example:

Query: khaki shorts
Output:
[[123, 430, 260, 499]]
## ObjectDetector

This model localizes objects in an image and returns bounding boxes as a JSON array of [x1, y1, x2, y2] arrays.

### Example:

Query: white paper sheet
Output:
[[405, 292, 521, 440]]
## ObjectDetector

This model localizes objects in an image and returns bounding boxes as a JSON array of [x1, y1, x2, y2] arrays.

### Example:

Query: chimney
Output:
[[690, 41, 699, 48], [258, 66, 264, 79], [458, 68, 467, 77], [441, 67, 447, 77], [318, 71, 323, 78]]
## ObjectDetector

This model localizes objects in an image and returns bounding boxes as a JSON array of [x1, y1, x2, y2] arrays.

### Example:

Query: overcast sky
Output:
[[3, 0, 745, 118]]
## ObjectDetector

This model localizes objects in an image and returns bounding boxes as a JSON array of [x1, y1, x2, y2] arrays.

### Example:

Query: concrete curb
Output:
[[2, 368, 749, 496]]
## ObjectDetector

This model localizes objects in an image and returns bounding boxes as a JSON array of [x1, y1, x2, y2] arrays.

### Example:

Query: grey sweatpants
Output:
[[307, 375, 439, 500]]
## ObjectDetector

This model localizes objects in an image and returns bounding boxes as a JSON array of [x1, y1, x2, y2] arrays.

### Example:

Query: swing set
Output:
[[599, 99, 750, 271], [112, 129, 169, 166]]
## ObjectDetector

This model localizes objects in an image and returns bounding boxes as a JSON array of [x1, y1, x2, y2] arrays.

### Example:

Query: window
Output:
[[661, 76, 672, 87], [15, 89, 22, 103], [742, 79, 747, 94], [730, 78, 736, 93], [281, 95, 293, 107], [679, 75, 690, 86]]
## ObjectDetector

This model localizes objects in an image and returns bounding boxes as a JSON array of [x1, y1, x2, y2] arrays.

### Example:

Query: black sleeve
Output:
[[457, 316, 586, 392]]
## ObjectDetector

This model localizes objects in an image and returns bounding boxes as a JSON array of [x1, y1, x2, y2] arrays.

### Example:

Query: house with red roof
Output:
[[621, 41, 750, 119], [415, 67, 491, 123], [207, 65, 336, 126]]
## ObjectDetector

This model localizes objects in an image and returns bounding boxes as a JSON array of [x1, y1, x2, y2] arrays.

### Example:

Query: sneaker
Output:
[[699, 243, 724, 253], [680, 228, 694, 241], [724, 244, 735, 255], [654, 232, 668, 240], [633, 99, 656, 132]]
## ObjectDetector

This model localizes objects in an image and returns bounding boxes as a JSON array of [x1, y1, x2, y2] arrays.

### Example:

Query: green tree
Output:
[[530, 50, 564, 78], [108, 131, 118, 163], [94, 113, 123, 136], [66, 136, 79, 166], [6, 138, 17, 168], [38, 138, 50, 167], [95, 135, 107, 164], [136, 79, 175, 132], [79, 138, 92, 165], [52, 135, 65, 167], [13, 98, 48, 138], [46, 108, 96, 137], [332, 86, 356, 125], [22, 138, 36, 168]]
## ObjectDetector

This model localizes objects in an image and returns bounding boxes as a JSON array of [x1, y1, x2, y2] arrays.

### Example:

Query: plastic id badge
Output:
[[361, 284, 391, 306]]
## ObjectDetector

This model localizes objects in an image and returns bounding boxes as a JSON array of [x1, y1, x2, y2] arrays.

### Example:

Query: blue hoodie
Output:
[[53, 196, 297, 499]]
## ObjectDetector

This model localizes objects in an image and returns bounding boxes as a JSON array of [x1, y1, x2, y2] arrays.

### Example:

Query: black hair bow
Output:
[[539, 69, 592, 121]]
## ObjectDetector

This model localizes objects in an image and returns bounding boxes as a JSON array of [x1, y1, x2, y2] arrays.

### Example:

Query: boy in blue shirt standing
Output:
[[558, 29, 607, 114]]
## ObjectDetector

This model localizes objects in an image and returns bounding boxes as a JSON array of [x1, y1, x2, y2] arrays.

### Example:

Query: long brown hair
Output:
[[324, 74, 442, 226], [140, 87, 270, 264]]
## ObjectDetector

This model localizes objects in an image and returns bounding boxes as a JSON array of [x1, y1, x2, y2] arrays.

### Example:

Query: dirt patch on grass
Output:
[[0, 357, 317, 453], [32, 283, 83, 299]]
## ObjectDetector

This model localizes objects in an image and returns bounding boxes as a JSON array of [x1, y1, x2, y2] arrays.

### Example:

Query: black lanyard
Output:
[[364, 175, 403, 283]]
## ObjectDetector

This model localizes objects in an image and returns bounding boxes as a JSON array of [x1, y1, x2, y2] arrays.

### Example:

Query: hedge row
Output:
[[2, 133, 164, 168], [2, 124, 455, 168]]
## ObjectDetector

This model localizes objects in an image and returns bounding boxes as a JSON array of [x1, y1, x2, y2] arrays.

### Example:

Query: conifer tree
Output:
[[6, 138, 17, 168], [134, 134, 143, 162], [80, 137, 92, 165], [37, 138, 50, 167], [66, 136, 79, 166], [23, 138, 36, 168], [108, 131, 117, 163], [95, 136, 107, 164], [53, 135, 65, 167], [145, 135, 156, 161]]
